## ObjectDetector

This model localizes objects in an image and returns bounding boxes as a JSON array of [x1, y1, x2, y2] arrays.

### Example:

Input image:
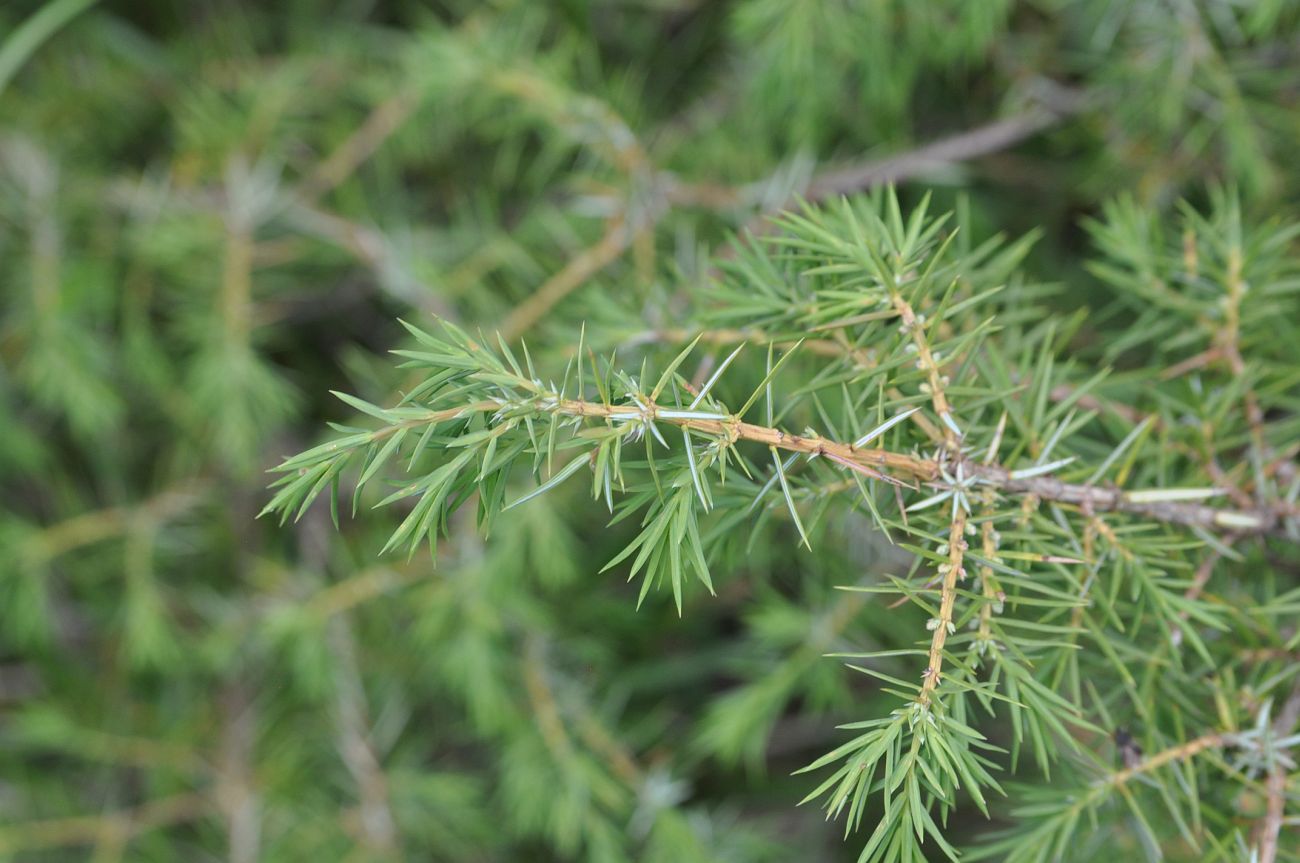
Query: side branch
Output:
[[1105, 733, 1225, 788], [919, 506, 968, 705], [890, 292, 959, 445]]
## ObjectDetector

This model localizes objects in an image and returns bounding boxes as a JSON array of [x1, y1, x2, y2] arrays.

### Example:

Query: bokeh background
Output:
[[2, 1, 1299, 860]]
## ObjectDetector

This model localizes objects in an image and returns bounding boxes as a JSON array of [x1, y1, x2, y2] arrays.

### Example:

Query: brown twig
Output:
[[1028, 731, 1235, 837], [976, 505, 1004, 652], [510, 91, 1089, 342], [919, 505, 968, 705], [1105, 733, 1225, 788], [984, 465, 1283, 534], [1217, 244, 1279, 511], [891, 292, 959, 447]]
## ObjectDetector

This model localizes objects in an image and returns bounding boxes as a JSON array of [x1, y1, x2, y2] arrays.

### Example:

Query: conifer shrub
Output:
[[3, 1, 1300, 861]]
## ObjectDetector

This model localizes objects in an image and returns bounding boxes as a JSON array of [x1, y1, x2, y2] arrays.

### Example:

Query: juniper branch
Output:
[[260, 186, 1300, 863], [309, 386, 1291, 537]]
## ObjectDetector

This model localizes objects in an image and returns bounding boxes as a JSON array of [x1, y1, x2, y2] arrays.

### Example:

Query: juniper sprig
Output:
[[266, 190, 1300, 862]]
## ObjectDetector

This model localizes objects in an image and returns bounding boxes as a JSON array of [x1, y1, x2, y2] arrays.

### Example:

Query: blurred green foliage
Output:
[[1, 1, 1299, 861]]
